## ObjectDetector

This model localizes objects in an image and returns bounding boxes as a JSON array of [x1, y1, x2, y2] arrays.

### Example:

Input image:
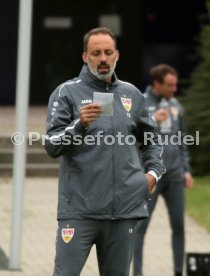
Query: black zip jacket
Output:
[[45, 65, 165, 220]]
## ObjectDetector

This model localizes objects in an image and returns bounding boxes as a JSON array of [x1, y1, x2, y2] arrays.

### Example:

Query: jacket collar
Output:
[[145, 85, 163, 103], [79, 64, 119, 90]]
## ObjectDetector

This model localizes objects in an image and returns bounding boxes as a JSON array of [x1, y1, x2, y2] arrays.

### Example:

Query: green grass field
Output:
[[186, 176, 210, 233]]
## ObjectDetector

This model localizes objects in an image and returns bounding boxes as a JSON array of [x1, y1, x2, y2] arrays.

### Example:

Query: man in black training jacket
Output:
[[45, 27, 165, 276]]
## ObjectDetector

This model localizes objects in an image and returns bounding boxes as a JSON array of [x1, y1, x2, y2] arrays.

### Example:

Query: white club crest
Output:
[[121, 97, 132, 112], [61, 228, 75, 243]]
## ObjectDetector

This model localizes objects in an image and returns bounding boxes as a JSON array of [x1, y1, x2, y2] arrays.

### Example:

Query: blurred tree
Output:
[[182, 0, 210, 175]]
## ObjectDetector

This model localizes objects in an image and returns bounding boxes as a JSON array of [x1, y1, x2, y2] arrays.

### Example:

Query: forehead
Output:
[[87, 34, 116, 51], [163, 73, 178, 84]]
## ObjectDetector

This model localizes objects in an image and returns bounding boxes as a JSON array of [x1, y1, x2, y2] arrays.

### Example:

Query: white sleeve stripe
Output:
[[65, 118, 80, 131], [147, 143, 166, 181], [118, 80, 135, 87], [58, 79, 82, 97], [158, 144, 166, 179], [45, 119, 80, 140], [45, 132, 65, 140]]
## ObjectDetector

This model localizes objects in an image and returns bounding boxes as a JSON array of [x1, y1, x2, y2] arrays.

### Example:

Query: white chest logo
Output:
[[148, 106, 156, 112], [81, 99, 92, 104]]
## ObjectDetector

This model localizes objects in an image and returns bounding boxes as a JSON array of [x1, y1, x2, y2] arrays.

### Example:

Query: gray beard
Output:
[[87, 62, 116, 82]]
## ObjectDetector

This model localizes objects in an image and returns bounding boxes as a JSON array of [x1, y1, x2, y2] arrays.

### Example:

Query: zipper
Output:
[[111, 134, 115, 219], [105, 82, 115, 218], [111, 90, 115, 219]]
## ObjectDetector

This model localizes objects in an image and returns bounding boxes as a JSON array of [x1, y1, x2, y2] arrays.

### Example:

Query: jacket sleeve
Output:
[[178, 106, 191, 172], [45, 85, 86, 158], [137, 94, 166, 179]]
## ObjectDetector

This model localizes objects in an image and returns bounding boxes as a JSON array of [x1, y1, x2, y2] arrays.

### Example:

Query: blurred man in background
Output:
[[133, 64, 193, 276]]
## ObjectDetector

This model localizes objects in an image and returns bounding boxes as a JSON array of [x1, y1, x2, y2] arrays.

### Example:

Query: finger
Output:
[[81, 114, 100, 123], [81, 107, 103, 115], [84, 113, 100, 119], [81, 103, 101, 110]]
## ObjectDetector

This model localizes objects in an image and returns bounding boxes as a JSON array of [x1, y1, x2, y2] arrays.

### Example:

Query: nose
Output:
[[100, 52, 107, 62]]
